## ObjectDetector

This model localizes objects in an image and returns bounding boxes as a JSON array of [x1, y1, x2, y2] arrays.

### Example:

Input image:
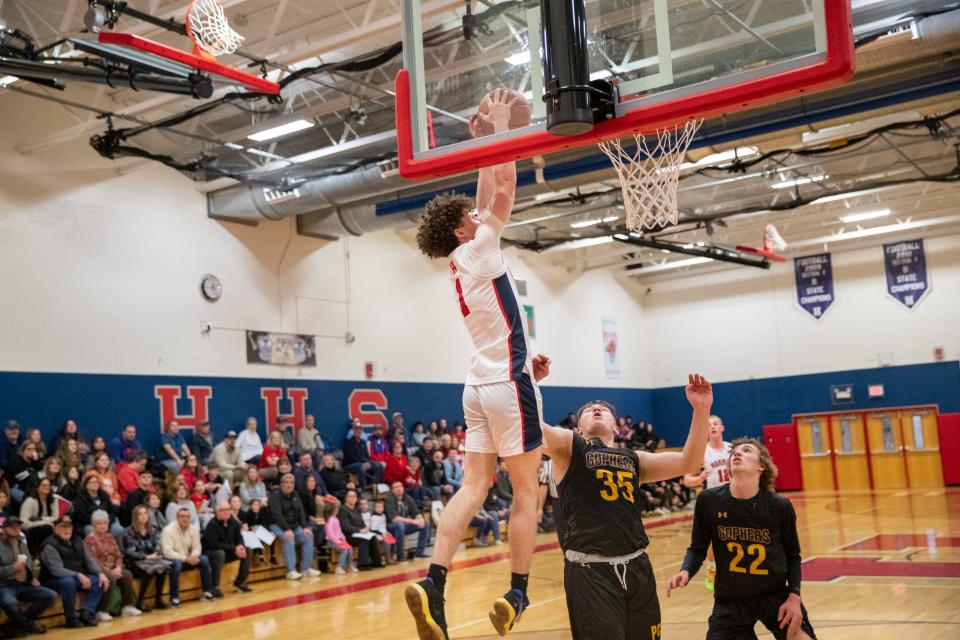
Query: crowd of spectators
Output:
[[0, 408, 681, 637]]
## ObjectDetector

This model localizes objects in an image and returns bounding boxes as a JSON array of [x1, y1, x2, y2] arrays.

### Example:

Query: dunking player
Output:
[[539, 362, 713, 640], [683, 414, 732, 590], [668, 438, 815, 639], [407, 90, 543, 640]]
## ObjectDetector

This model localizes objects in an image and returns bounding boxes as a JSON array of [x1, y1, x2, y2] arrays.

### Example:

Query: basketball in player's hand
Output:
[[469, 88, 531, 138]]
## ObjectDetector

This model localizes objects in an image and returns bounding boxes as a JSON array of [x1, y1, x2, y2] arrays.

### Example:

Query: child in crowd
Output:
[[323, 502, 355, 575], [369, 500, 396, 564]]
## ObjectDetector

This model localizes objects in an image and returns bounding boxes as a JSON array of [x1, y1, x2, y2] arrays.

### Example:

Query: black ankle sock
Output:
[[428, 563, 448, 593], [511, 572, 529, 594]]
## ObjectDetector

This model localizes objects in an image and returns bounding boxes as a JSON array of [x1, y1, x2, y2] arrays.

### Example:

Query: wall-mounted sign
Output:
[[868, 384, 885, 399], [246, 331, 316, 366], [830, 383, 853, 405]]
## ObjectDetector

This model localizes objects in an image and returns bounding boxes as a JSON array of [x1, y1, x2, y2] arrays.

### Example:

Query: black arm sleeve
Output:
[[681, 493, 710, 577], [781, 499, 802, 596]]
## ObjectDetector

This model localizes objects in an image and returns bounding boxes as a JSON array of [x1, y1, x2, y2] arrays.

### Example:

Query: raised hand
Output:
[[685, 373, 713, 412], [478, 88, 518, 134]]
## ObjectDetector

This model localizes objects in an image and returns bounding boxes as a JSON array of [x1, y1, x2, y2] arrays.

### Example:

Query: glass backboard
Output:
[[397, 0, 853, 180]]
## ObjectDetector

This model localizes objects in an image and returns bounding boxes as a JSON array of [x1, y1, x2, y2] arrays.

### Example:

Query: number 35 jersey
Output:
[[681, 485, 803, 599], [555, 433, 649, 557]]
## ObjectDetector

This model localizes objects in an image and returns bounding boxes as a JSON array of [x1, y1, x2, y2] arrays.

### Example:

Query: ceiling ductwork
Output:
[[205, 8, 960, 238]]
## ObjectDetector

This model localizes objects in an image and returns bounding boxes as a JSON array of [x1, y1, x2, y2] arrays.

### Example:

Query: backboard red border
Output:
[[395, 0, 853, 181], [97, 32, 280, 94]]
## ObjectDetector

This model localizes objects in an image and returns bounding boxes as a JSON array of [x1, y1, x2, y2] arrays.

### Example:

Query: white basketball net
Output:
[[187, 0, 244, 57], [598, 119, 702, 230]]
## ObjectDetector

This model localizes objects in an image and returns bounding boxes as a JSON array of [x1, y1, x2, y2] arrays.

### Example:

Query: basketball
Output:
[[469, 88, 531, 138]]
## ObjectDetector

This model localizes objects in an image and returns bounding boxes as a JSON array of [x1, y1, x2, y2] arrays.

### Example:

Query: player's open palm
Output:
[[685, 373, 713, 411], [480, 88, 517, 130]]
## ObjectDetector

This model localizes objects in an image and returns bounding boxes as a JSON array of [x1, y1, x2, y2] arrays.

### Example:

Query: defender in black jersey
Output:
[[539, 369, 714, 640], [669, 437, 815, 640]]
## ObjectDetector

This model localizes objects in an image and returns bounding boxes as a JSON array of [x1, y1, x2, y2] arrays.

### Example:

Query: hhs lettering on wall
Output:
[[261, 387, 308, 431], [154, 386, 213, 431], [349, 389, 388, 430]]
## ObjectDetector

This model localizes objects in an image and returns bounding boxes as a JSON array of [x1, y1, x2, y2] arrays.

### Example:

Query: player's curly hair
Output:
[[729, 437, 778, 492], [416, 192, 474, 259]]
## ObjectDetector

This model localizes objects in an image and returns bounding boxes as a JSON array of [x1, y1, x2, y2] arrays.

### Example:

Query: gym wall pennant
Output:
[[794, 253, 835, 320], [601, 315, 620, 379], [883, 239, 930, 310]]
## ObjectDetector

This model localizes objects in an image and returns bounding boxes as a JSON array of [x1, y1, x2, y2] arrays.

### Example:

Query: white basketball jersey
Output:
[[703, 441, 732, 488], [449, 239, 531, 386]]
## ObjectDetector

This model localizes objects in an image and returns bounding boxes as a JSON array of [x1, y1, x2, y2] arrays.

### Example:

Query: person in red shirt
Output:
[[116, 453, 150, 502], [383, 440, 409, 486], [258, 431, 289, 470]]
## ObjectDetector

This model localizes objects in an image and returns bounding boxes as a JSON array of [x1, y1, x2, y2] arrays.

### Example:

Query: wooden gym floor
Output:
[[43, 487, 960, 640]]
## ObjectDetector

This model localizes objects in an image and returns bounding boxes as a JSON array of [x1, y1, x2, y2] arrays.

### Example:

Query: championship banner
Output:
[[794, 252, 835, 320], [601, 315, 620, 379], [246, 331, 317, 366], [883, 239, 930, 310]]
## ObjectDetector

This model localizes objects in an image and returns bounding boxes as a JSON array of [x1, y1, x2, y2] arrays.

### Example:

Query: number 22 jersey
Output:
[[555, 433, 649, 557], [681, 484, 803, 599]]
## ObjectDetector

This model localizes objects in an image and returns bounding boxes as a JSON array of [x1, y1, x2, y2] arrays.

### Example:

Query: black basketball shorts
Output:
[[563, 552, 661, 640], [707, 591, 816, 640]]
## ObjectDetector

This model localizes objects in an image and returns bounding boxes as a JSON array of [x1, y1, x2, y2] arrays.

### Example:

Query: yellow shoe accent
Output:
[[489, 597, 518, 637], [405, 583, 446, 640]]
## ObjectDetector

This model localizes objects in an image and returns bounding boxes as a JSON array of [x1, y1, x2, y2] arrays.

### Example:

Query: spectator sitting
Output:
[[60, 465, 83, 502], [211, 430, 248, 486], [384, 481, 430, 562], [107, 423, 141, 464], [277, 418, 296, 458], [484, 483, 510, 524], [469, 507, 499, 548], [451, 422, 465, 440], [122, 466, 154, 527], [6, 441, 42, 504], [382, 440, 409, 486], [495, 460, 514, 507], [191, 480, 215, 529], [266, 458, 293, 493], [295, 414, 324, 467], [123, 504, 171, 612], [23, 429, 47, 461], [438, 433, 452, 456], [157, 421, 190, 474], [236, 418, 263, 466], [164, 481, 199, 529], [241, 498, 269, 530], [388, 412, 404, 444], [202, 501, 251, 595], [451, 435, 464, 456], [368, 426, 390, 462], [161, 507, 214, 605], [342, 423, 383, 491], [402, 456, 426, 508], [70, 474, 124, 538], [0, 489, 11, 523], [88, 437, 108, 467], [116, 452, 149, 503], [191, 421, 214, 466], [55, 439, 82, 474], [85, 510, 141, 618], [268, 474, 320, 580], [322, 502, 354, 574], [319, 454, 353, 501], [49, 420, 89, 460], [39, 515, 107, 627], [343, 417, 369, 443], [202, 463, 225, 497], [0, 421, 21, 471], [145, 492, 167, 532], [294, 453, 327, 496], [423, 450, 454, 501], [259, 431, 289, 482], [40, 457, 67, 495], [0, 516, 57, 636], [442, 449, 464, 493], [368, 500, 394, 564], [427, 421, 440, 439], [180, 454, 201, 492], [88, 453, 122, 507], [413, 437, 436, 467], [438, 418, 448, 434], [239, 466, 267, 512], [298, 475, 325, 545], [338, 489, 382, 570], [411, 422, 426, 448], [19, 478, 57, 556]]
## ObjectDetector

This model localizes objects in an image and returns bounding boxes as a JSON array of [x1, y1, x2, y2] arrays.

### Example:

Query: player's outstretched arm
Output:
[[637, 374, 712, 483], [473, 89, 517, 226]]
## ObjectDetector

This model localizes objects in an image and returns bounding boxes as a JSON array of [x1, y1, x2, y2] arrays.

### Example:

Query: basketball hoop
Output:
[[598, 119, 702, 230], [186, 0, 244, 59]]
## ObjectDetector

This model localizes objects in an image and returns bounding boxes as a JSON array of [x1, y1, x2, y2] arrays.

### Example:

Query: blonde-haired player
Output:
[[683, 415, 731, 590]]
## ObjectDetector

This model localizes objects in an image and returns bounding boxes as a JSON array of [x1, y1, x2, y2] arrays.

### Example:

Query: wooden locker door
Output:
[[903, 410, 944, 488], [829, 414, 871, 489], [866, 412, 907, 489], [797, 416, 835, 491]]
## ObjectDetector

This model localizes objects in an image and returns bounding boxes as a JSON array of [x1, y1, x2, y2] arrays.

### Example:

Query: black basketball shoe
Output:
[[489, 588, 529, 636], [405, 578, 449, 640]]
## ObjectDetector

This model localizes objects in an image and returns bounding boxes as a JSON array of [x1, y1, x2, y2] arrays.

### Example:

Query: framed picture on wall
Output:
[[524, 305, 536, 339]]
